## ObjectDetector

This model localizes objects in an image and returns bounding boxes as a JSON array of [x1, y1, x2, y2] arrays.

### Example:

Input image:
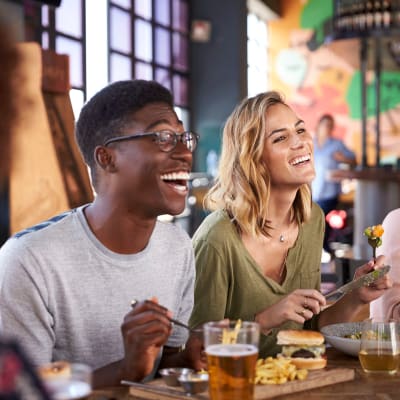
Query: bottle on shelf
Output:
[[366, 0, 375, 29], [358, 2, 367, 31], [382, 0, 392, 28], [373, 0, 383, 29]]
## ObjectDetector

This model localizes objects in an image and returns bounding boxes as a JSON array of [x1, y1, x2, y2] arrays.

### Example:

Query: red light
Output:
[[326, 210, 347, 229]]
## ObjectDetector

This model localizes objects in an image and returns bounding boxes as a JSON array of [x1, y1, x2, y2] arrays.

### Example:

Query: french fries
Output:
[[222, 319, 242, 344], [255, 357, 308, 385]]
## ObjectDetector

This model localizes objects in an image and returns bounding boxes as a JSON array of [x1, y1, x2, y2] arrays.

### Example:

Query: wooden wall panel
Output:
[[9, 43, 93, 233]]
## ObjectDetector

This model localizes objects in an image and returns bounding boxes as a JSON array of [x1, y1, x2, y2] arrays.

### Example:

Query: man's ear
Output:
[[94, 146, 117, 172]]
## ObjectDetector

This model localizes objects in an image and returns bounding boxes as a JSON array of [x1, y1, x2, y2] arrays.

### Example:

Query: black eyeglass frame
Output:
[[103, 130, 199, 153]]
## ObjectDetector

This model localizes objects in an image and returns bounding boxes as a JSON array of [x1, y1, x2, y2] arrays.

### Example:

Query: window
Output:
[[109, 0, 190, 114], [247, 12, 268, 97], [38, 0, 86, 117], [25, 0, 190, 123], [246, 0, 278, 96]]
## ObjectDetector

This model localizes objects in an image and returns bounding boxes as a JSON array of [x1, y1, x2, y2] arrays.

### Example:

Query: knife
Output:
[[121, 380, 206, 399], [324, 264, 391, 300]]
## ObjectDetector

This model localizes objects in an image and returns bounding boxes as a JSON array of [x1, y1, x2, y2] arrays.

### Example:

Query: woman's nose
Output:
[[290, 133, 304, 148]]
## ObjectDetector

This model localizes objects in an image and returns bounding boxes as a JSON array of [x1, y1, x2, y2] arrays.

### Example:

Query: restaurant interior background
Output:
[[1, 0, 400, 286]]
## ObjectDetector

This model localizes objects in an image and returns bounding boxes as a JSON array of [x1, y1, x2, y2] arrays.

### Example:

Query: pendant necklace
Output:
[[279, 234, 285, 243]]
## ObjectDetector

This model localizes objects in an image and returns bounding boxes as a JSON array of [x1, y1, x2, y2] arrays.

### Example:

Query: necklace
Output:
[[279, 234, 285, 243]]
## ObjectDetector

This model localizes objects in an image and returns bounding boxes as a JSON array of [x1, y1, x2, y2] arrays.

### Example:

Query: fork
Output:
[[130, 299, 193, 332]]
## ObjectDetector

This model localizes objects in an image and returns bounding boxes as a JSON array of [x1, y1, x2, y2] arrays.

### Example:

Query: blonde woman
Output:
[[189, 91, 391, 357]]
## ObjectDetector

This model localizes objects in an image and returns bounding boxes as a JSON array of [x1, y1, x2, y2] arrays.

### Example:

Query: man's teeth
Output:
[[173, 184, 187, 192], [290, 155, 310, 166], [160, 172, 190, 180]]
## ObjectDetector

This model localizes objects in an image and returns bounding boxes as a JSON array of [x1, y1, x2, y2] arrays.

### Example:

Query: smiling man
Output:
[[0, 80, 204, 387]]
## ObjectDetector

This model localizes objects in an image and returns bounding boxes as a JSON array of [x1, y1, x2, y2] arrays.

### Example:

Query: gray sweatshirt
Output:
[[0, 205, 195, 371]]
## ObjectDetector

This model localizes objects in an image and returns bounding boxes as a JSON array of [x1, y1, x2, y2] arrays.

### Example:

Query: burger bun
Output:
[[277, 329, 324, 346], [288, 356, 327, 370]]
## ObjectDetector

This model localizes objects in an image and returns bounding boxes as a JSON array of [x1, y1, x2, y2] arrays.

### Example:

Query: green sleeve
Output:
[[189, 238, 229, 328]]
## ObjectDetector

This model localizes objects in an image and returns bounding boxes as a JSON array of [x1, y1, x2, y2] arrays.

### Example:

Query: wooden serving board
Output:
[[127, 367, 355, 399]]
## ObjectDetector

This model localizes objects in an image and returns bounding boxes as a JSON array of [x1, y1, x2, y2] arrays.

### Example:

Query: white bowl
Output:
[[320, 322, 363, 357]]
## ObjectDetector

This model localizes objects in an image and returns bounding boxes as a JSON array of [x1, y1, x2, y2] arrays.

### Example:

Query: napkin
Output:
[[370, 209, 400, 321]]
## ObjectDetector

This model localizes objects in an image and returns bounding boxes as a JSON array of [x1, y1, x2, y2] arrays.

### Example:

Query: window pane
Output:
[[155, 27, 171, 66], [247, 14, 257, 39], [248, 40, 258, 66], [69, 88, 85, 119], [110, 53, 132, 82], [155, 0, 170, 26], [174, 106, 189, 131], [173, 33, 188, 71], [110, 7, 131, 53], [42, 32, 49, 49], [135, 1, 152, 20], [257, 18, 267, 46], [173, 74, 188, 106], [135, 19, 152, 62], [247, 13, 268, 96], [172, 0, 188, 33], [155, 68, 171, 90], [111, 0, 131, 9], [135, 62, 153, 80], [56, 37, 83, 88], [41, 5, 49, 26], [56, 0, 82, 38]]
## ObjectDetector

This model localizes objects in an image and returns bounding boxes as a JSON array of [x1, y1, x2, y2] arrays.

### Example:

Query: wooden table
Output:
[[88, 347, 400, 400]]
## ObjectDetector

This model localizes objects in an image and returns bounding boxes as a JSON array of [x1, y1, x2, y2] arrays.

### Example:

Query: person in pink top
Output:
[[370, 208, 400, 321]]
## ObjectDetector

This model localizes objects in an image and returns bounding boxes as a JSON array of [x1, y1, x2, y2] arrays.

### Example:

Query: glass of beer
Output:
[[40, 362, 92, 400], [204, 320, 260, 400], [358, 319, 400, 374]]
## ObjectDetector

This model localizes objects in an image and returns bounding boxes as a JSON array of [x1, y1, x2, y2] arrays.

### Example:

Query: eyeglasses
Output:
[[103, 130, 199, 153]]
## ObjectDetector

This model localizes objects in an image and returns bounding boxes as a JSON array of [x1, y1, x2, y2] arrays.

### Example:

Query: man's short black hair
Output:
[[75, 79, 174, 185]]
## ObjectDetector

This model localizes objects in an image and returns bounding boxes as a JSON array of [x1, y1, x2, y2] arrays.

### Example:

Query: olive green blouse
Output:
[[189, 203, 325, 357]]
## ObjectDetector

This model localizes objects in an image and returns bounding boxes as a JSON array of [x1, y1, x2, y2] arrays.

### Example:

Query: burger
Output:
[[277, 329, 327, 370]]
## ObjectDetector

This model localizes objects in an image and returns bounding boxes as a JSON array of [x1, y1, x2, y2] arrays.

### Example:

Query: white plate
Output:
[[320, 322, 363, 357]]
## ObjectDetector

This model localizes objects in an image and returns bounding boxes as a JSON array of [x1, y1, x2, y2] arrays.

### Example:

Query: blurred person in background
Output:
[[370, 208, 400, 321], [312, 114, 356, 259]]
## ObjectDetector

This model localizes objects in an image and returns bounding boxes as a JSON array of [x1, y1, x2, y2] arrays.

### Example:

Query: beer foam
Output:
[[206, 343, 258, 357]]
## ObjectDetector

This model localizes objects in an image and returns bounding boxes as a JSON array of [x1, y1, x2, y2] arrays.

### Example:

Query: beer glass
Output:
[[204, 320, 260, 400], [358, 319, 400, 374], [42, 363, 92, 400]]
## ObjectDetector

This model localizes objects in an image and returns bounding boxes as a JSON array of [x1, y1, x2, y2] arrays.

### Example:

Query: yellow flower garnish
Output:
[[364, 224, 384, 259]]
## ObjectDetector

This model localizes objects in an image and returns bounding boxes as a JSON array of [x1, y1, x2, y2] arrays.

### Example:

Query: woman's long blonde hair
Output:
[[204, 91, 312, 237]]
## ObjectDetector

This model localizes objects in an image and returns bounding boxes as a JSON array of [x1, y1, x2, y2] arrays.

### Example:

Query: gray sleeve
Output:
[[0, 239, 54, 366], [166, 239, 195, 348]]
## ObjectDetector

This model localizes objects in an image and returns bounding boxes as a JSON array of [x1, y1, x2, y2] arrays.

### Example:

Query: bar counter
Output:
[[88, 347, 400, 400]]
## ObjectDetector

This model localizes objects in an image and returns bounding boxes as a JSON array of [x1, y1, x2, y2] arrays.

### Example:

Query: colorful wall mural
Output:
[[269, 0, 400, 166]]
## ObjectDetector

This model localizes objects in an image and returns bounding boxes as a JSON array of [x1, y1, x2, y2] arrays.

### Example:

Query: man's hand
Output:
[[160, 328, 207, 372], [120, 297, 172, 382], [181, 329, 207, 371]]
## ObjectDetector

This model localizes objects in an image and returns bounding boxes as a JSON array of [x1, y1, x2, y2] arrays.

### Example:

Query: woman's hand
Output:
[[350, 255, 392, 304], [255, 289, 326, 334]]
